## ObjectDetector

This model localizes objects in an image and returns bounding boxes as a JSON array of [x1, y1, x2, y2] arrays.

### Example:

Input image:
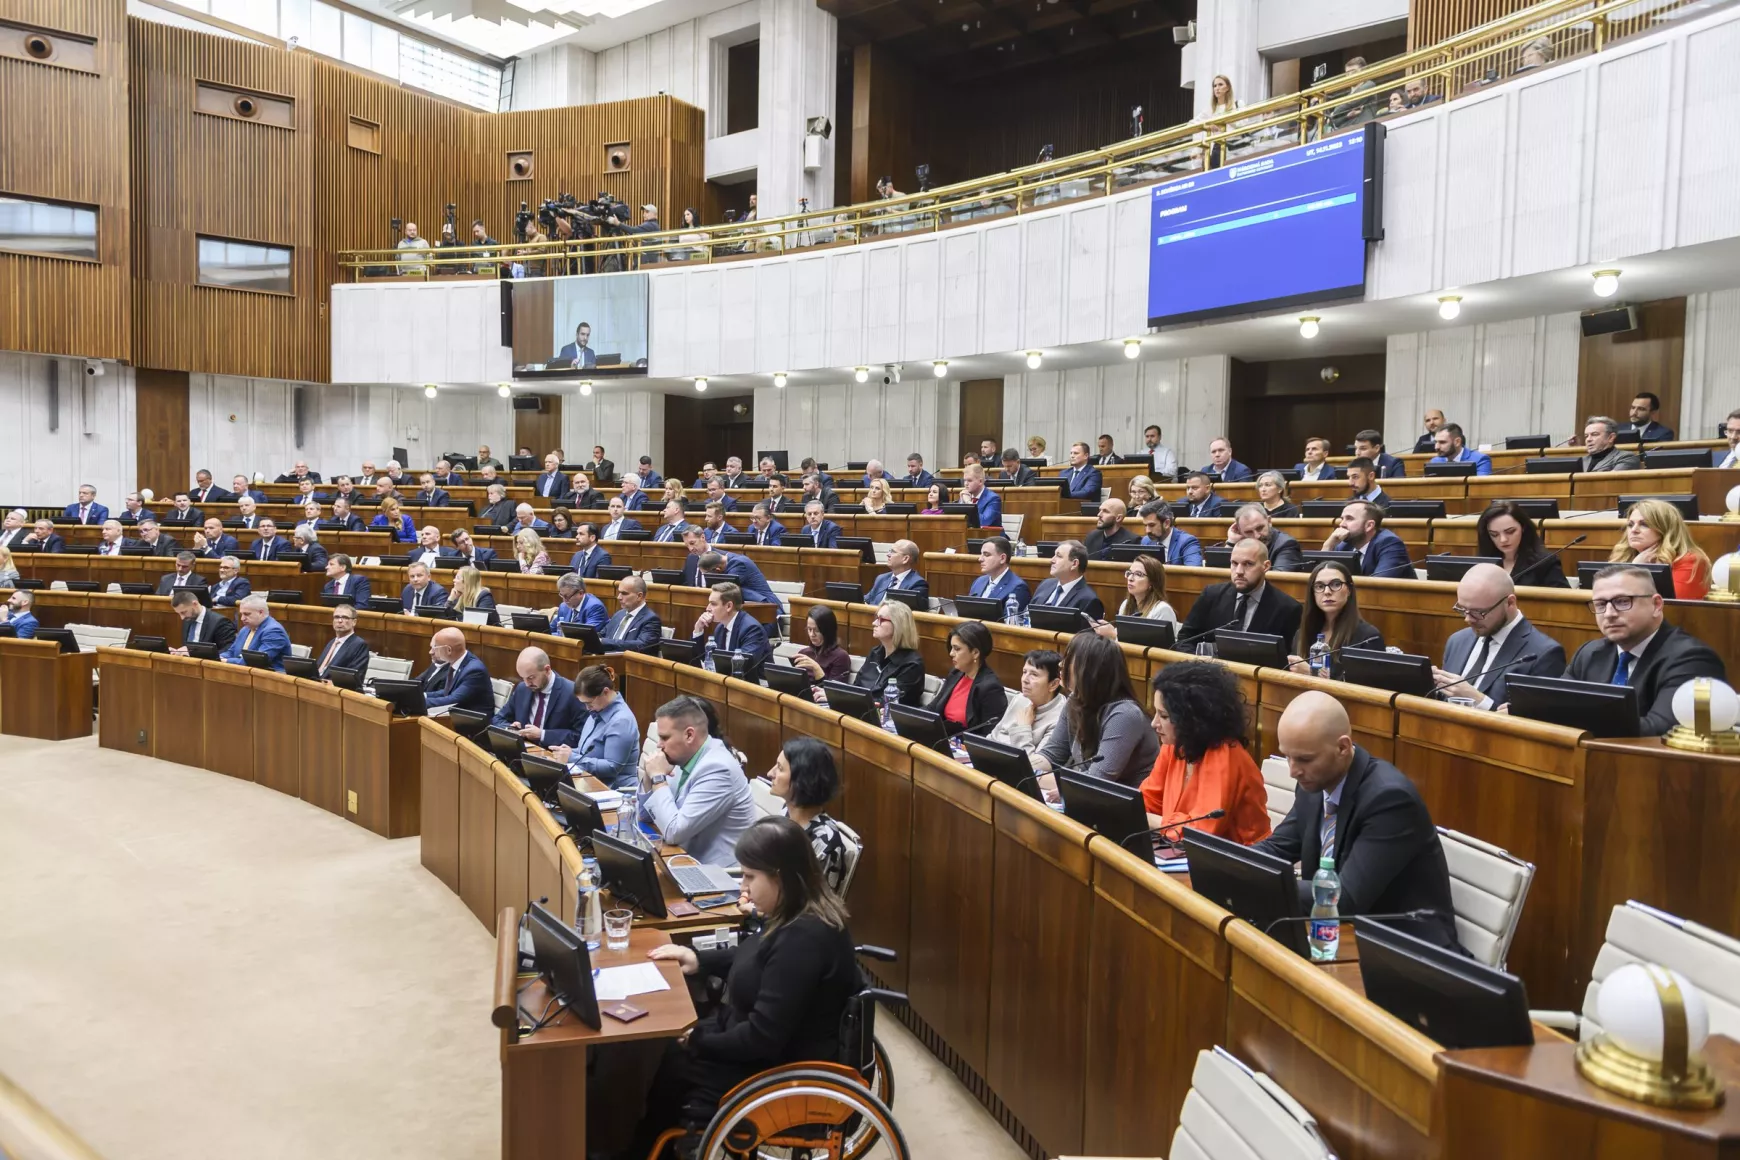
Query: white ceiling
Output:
[[362, 0, 749, 59]]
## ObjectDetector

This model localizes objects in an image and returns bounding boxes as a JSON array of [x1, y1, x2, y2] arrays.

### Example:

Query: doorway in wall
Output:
[[514, 395, 564, 459], [1228, 353, 1386, 470], [665, 393, 754, 483], [958, 379, 1003, 463]]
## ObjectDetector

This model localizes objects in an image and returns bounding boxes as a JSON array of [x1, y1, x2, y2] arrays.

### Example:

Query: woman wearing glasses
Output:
[[1288, 558, 1384, 678], [1092, 554, 1177, 642], [843, 600, 926, 706], [1608, 499, 1711, 601]]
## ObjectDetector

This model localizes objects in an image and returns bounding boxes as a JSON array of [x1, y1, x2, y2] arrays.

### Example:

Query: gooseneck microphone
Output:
[[1154, 808, 1226, 840], [1171, 617, 1241, 653], [1262, 908, 1441, 935], [1508, 534, 1587, 585], [1428, 652, 1538, 699]]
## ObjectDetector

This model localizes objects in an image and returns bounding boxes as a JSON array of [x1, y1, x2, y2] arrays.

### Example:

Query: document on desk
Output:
[[594, 963, 671, 1002], [425, 704, 452, 718], [584, 789, 624, 810]]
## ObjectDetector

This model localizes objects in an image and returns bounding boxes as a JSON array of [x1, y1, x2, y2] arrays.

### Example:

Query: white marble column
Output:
[[1683, 288, 1740, 441], [1384, 314, 1582, 450], [1189, 0, 1264, 117], [756, 0, 837, 215]]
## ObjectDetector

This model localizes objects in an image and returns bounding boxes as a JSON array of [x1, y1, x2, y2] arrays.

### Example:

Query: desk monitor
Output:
[[447, 707, 492, 741], [1182, 828, 1309, 958], [720, 533, 754, 546], [557, 622, 604, 653], [282, 655, 320, 679], [318, 593, 352, 608], [939, 503, 980, 522], [1028, 605, 1089, 634], [512, 612, 552, 633], [327, 664, 364, 691], [509, 456, 538, 471], [1057, 772, 1154, 862], [473, 524, 501, 536], [519, 753, 568, 802], [1504, 675, 1641, 737], [372, 677, 427, 717], [1339, 647, 1434, 696], [889, 703, 952, 749], [414, 604, 458, 620], [783, 534, 815, 549], [614, 530, 650, 542], [1423, 462, 1477, 478], [1645, 449, 1718, 470], [1523, 457, 1580, 475], [1425, 554, 1502, 583], [883, 503, 917, 515], [835, 537, 875, 564], [1300, 501, 1350, 519], [883, 587, 927, 612], [1214, 629, 1289, 668], [959, 735, 1044, 802], [1576, 560, 1674, 599], [589, 829, 667, 918], [762, 663, 814, 697], [240, 649, 275, 670], [365, 595, 404, 615], [377, 555, 412, 567], [266, 590, 303, 604], [118, 582, 154, 596], [1504, 434, 1551, 451], [120, 545, 153, 557], [65, 581, 101, 592], [524, 899, 601, 1028], [1618, 493, 1698, 522], [185, 640, 221, 660], [1386, 500, 1447, 520], [1033, 542, 1060, 559], [951, 596, 1007, 622], [595, 565, 633, 581], [1104, 544, 1155, 563], [821, 680, 881, 724], [824, 582, 864, 605], [1114, 617, 1175, 649], [129, 635, 168, 654], [657, 637, 697, 664], [1299, 550, 1355, 572], [554, 783, 606, 843], [648, 569, 686, 587], [1078, 501, 1101, 517], [486, 559, 523, 573], [1492, 498, 1561, 521], [1356, 919, 1533, 1049], [486, 725, 526, 770], [1200, 546, 1234, 570]]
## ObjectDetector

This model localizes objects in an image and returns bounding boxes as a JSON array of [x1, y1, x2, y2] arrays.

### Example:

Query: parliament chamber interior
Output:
[[5, 0, 1740, 1156]]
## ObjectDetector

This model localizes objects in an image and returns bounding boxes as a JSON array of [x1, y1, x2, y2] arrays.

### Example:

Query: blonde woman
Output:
[[1127, 475, 1158, 509], [0, 545, 17, 586], [1026, 436, 1049, 465], [1204, 73, 1245, 164], [513, 528, 550, 575], [862, 478, 893, 514], [1609, 499, 1711, 600], [446, 564, 496, 612], [843, 601, 926, 706], [370, 495, 415, 541], [661, 479, 688, 508]]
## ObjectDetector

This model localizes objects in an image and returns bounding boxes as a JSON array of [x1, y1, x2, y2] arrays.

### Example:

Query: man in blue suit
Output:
[[1427, 424, 1492, 475], [493, 646, 586, 747], [1060, 442, 1103, 500], [3, 590, 38, 638], [747, 503, 786, 546], [599, 499, 643, 541], [195, 518, 239, 560], [690, 580, 771, 677], [959, 464, 1002, 529], [546, 573, 609, 631], [601, 575, 664, 653], [252, 519, 292, 561], [618, 476, 650, 512], [1430, 565, 1567, 711], [1137, 501, 1203, 567], [418, 627, 496, 716], [902, 454, 936, 489], [568, 524, 612, 577], [222, 595, 291, 670], [400, 562, 448, 613], [802, 501, 843, 548], [322, 554, 372, 604], [20, 519, 65, 553], [635, 457, 663, 490], [557, 322, 598, 368], [1203, 437, 1254, 483], [412, 473, 451, 507], [1029, 541, 1106, 619], [1714, 409, 1740, 467], [229, 475, 269, 505], [702, 503, 738, 544], [1621, 392, 1675, 443], [1322, 501, 1413, 578], [698, 550, 784, 611], [64, 484, 108, 525], [1180, 473, 1224, 519], [866, 539, 929, 605], [966, 536, 1031, 612], [534, 453, 572, 500], [1295, 438, 1340, 482], [209, 557, 251, 607], [651, 501, 688, 542], [1354, 431, 1408, 479], [448, 530, 497, 570], [703, 480, 739, 511]]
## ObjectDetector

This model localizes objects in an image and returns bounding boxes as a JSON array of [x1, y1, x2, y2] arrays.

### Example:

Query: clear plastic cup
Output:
[[604, 908, 633, 951]]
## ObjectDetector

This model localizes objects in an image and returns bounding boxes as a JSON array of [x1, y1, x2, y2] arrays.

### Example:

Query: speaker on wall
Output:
[[605, 142, 631, 172], [1581, 305, 1639, 337], [507, 151, 534, 180]]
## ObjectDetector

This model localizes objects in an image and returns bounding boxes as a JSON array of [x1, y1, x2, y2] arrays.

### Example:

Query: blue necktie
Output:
[[1612, 651, 1632, 687]]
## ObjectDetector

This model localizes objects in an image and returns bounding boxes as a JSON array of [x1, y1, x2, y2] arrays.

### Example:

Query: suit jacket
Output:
[[493, 672, 585, 748], [703, 523, 738, 544], [652, 522, 685, 543], [557, 343, 598, 367], [1207, 459, 1254, 483], [866, 569, 929, 605], [1373, 453, 1408, 479], [481, 500, 519, 528], [806, 520, 844, 549], [1255, 747, 1463, 950], [63, 502, 109, 524], [719, 554, 783, 609], [1428, 448, 1493, 475], [1442, 616, 1566, 708], [222, 615, 292, 670], [617, 491, 648, 512], [252, 536, 291, 561], [568, 545, 613, 578], [1413, 432, 1437, 454], [967, 569, 1031, 611], [413, 488, 451, 507], [418, 651, 494, 715], [401, 581, 448, 613], [232, 488, 269, 504], [551, 593, 609, 631], [117, 508, 156, 524], [296, 543, 329, 573], [748, 519, 786, 546], [1060, 464, 1103, 499], [322, 575, 372, 604], [572, 488, 607, 511], [599, 518, 643, 540], [764, 496, 802, 518], [966, 488, 1003, 529], [903, 470, 937, 489], [313, 633, 370, 678], [1622, 420, 1675, 442], [1262, 529, 1306, 573], [138, 535, 180, 557], [181, 609, 237, 651], [1182, 494, 1225, 519], [720, 472, 754, 489], [706, 495, 740, 512], [163, 507, 204, 527], [190, 485, 232, 505], [1178, 580, 1303, 648], [155, 571, 208, 595], [588, 459, 616, 484], [96, 538, 142, 557], [21, 533, 66, 553], [926, 667, 1009, 734], [1579, 447, 1643, 473], [275, 472, 323, 484], [6, 612, 38, 638], [1141, 531, 1203, 568], [1338, 530, 1412, 578], [321, 513, 365, 532], [1714, 446, 1740, 468], [1000, 465, 1040, 487], [638, 469, 664, 489], [696, 611, 772, 675], [1352, 488, 1392, 512], [431, 472, 466, 487], [209, 576, 251, 607], [1294, 462, 1341, 482], [1566, 622, 1728, 735], [0, 527, 27, 551], [1084, 526, 1137, 560], [601, 604, 664, 653], [1029, 577, 1105, 620]]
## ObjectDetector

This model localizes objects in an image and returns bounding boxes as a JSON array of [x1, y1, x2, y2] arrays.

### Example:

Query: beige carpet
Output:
[[0, 736, 1025, 1160]]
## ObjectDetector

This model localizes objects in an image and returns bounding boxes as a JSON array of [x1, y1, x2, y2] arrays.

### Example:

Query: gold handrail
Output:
[[0, 1070, 107, 1160], [338, 0, 1729, 278]]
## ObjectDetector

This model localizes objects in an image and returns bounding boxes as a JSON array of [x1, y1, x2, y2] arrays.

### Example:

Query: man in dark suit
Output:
[[965, 536, 1031, 612], [1229, 504, 1305, 573], [418, 626, 496, 716], [0, 509, 28, 552], [275, 460, 322, 485], [118, 492, 155, 525], [587, 446, 615, 485], [1203, 437, 1254, 483], [222, 596, 291, 670], [406, 525, 450, 570], [190, 470, 231, 506], [598, 500, 643, 541], [998, 448, 1040, 486], [719, 456, 755, 490], [400, 561, 448, 613], [1029, 541, 1105, 620], [1136, 502, 1203, 567], [413, 473, 451, 507], [479, 485, 517, 529], [902, 454, 936, 489], [801, 502, 843, 549], [763, 477, 801, 518], [2, 591, 37, 638], [650, 501, 688, 543], [1321, 502, 1413, 578], [1295, 437, 1340, 482], [617, 476, 650, 513], [747, 503, 785, 547], [1565, 564, 1728, 735], [155, 551, 207, 595], [570, 472, 607, 511], [1412, 409, 1446, 455], [635, 456, 663, 490], [313, 603, 371, 678], [1353, 432, 1407, 479], [1430, 564, 1566, 710], [1579, 416, 1643, 472], [209, 558, 251, 607], [448, 530, 496, 570], [1180, 472, 1224, 519], [1256, 691, 1463, 950], [20, 519, 65, 554], [136, 519, 180, 557], [1059, 442, 1103, 500], [246, 518, 287, 560], [534, 454, 571, 500], [493, 646, 586, 747], [229, 475, 268, 505], [1177, 539, 1303, 648], [321, 497, 365, 533], [1094, 434, 1121, 466], [866, 539, 930, 605], [601, 575, 664, 653], [568, 523, 612, 578], [430, 459, 466, 488], [168, 589, 235, 655], [701, 503, 738, 545], [1620, 392, 1675, 443], [322, 554, 371, 604], [1345, 459, 1392, 512], [194, 518, 239, 560], [1084, 499, 1137, 560], [557, 322, 598, 368], [1714, 408, 1740, 468], [95, 520, 140, 557], [163, 493, 203, 527], [800, 474, 841, 513], [694, 548, 784, 610], [64, 484, 108, 525], [690, 580, 771, 677]]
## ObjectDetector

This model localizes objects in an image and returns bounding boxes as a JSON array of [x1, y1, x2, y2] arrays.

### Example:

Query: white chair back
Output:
[[491, 677, 514, 710], [750, 777, 783, 818], [365, 655, 412, 682], [67, 623, 130, 653], [1168, 1047, 1332, 1160], [872, 542, 893, 565], [290, 643, 313, 659], [834, 817, 864, 898], [1437, 826, 1535, 969], [1002, 513, 1025, 544], [922, 673, 943, 698], [1579, 901, 1740, 1043], [1260, 756, 1294, 830]]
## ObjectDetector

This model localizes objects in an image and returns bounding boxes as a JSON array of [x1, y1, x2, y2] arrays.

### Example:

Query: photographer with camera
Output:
[[434, 204, 463, 275]]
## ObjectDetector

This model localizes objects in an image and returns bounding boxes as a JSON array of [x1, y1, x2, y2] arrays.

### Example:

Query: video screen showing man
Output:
[[556, 321, 597, 369]]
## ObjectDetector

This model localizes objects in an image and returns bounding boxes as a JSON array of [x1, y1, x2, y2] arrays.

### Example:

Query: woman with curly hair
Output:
[[1140, 661, 1271, 846]]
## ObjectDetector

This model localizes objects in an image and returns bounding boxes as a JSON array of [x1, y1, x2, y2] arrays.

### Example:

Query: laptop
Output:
[[664, 858, 740, 897]]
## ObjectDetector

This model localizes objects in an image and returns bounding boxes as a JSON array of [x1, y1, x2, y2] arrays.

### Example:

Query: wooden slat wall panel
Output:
[[1408, 0, 1539, 52], [0, 0, 129, 360]]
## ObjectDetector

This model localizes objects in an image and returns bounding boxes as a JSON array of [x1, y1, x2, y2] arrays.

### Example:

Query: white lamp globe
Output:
[[140, 488, 155, 502], [1726, 484, 1740, 515], [1671, 677, 1740, 733], [1712, 552, 1739, 592], [1596, 962, 1710, 1062]]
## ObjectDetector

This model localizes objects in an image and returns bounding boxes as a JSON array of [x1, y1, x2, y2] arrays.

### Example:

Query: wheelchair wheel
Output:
[[696, 1064, 909, 1160], [749, 1037, 894, 1160]]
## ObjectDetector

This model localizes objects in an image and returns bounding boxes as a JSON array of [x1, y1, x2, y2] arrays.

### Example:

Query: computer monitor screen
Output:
[[1028, 605, 1088, 634], [1575, 560, 1674, 599], [447, 707, 492, 741], [240, 649, 275, 670], [1114, 617, 1175, 649], [1504, 675, 1642, 737], [519, 753, 568, 800], [1337, 647, 1434, 696], [1356, 919, 1533, 1049], [129, 635, 169, 653], [824, 582, 864, 605], [820, 680, 880, 723], [525, 901, 601, 1030], [372, 678, 427, 717], [1385, 500, 1446, 520], [951, 596, 1006, 621], [554, 783, 606, 840], [1057, 772, 1154, 862], [1213, 630, 1289, 668], [282, 655, 320, 679], [1503, 434, 1551, 451], [512, 612, 552, 633], [1424, 462, 1477, 478], [1182, 828, 1308, 958], [486, 725, 526, 768], [33, 627, 81, 654], [327, 665, 364, 691], [889, 703, 952, 748], [1424, 555, 1502, 583], [589, 829, 667, 918], [1644, 449, 1717, 470], [762, 664, 814, 697], [1523, 457, 1580, 475], [883, 587, 926, 612], [557, 622, 604, 653], [511, 273, 649, 379], [959, 735, 1044, 802]]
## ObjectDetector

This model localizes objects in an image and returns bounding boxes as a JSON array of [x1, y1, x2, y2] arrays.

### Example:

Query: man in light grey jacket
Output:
[[642, 695, 758, 867]]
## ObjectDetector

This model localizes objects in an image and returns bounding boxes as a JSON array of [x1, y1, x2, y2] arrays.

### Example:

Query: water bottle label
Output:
[[1309, 918, 1340, 946]]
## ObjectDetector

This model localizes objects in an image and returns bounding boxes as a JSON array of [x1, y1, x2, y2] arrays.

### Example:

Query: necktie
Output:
[[1049, 583, 1065, 606], [1467, 634, 1493, 688], [531, 691, 546, 728], [244, 627, 258, 651], [1320, 799, 1338, 860], [319, 638, 339, 671], [1723, 450, 1738, 469], [1612, 651, 1632, 687], [1234, 592, 1248, 627]]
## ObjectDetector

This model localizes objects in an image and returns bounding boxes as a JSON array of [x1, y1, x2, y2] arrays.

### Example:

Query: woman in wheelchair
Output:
[[635, 816, 860, 1157]]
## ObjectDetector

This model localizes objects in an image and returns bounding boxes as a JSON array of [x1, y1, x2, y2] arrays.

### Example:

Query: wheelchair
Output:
[[648, 945, 909, 1160]]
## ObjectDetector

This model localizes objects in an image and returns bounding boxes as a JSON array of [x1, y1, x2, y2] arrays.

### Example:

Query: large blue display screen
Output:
[[1146, 131, 1372, 327]]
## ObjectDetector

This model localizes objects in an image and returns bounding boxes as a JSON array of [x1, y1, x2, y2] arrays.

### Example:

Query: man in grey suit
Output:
[[1714, 408, 1740, 468], [1227, 504, 1305, 573], [154, 551, 208, 595], [640, 695, 758, 867], [1578, 415, 1643, 473], [1430, 565, 1565, 710]]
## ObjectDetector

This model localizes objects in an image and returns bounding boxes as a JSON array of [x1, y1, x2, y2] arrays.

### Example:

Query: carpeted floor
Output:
[[0, 735, 1025, 1160]]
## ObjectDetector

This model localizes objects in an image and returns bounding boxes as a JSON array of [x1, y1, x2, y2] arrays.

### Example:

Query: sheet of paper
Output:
[[424, 703, 452, 718], [584, 789, 624, 810], [594, 962, 671, 1002]]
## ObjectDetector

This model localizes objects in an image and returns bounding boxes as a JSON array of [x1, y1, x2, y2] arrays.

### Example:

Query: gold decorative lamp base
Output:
[[1662, 678, 1740, 753], [1664, 725, 1740, 753], [1575, 1036, 1724, 1110]]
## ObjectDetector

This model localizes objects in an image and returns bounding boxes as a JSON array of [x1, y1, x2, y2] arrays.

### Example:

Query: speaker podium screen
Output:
[[1146, 129, 1375, 327], [511, 273, 650, 379]]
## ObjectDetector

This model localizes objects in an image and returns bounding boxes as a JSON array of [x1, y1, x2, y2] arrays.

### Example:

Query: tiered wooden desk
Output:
[[0, 637, 94, 739]]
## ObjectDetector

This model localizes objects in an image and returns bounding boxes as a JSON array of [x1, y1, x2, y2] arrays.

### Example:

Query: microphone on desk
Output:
[[1154, 808, 1226, 841], [1170, 618, 1242, 654], [1262, 908, 1441, 936], [1427, 652, 1538, 699], [1507, 534, 1587, 584]]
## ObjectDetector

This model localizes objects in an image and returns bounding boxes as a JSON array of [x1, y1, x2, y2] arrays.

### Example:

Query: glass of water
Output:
[[1195, 642, 1216, 659], [604, 908, 633, 951]]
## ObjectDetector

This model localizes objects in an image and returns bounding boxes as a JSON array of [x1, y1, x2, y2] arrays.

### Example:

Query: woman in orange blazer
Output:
[[1140, 660, 1272, 847]]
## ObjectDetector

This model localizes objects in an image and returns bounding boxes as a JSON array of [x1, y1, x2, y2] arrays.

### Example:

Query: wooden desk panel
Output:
[[621, 654, 677, 731], [251, 670, 302, 799], [494, 764, 533, 923], [0, 641, 93, 740], [201, 660, 255, 780], [96, 647, 154, 754], [1083, 838, 1231, 1154], [419, 719, 462, 892], [779, 693, 844, 771], [906, 747, 995, 1076], [838, 718, 914, 991], [344, 695, 419, 837], [458, 741, 499, 928], [297, 680, 347, 817], [724, 678, 782, 778], [526, 804, 568, 924], [1256, 668, 1398, 763], [151, 652, 206, 769]]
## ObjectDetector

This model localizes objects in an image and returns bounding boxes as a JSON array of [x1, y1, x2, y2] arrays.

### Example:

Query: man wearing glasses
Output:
[[1562, 563, 1725, 734], [1430, 564, 1564, 710]]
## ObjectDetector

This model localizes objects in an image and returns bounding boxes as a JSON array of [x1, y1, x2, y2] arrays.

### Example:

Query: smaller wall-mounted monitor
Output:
[[511, 272, 649, 379]]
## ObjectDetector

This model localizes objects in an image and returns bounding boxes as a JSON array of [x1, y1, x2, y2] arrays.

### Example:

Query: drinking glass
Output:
[[604, 908, 633, 951]]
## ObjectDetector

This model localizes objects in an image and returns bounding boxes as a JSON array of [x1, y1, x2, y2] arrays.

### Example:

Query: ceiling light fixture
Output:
[[496, 382, 511, 398], [1592, 269, 1622, 298], [1437, 295, 1462, 321], [773, 372, 787, 388], [854, 366, 869, 383], [694, 377, 708, 392], [1025, 350, 1043, 369], [932, 360, 948, 377], [423, 383, 439, 399], [579, 380, 592, 397], [1298, 316, 1320, 339], [1123, 338, 1141, 359]]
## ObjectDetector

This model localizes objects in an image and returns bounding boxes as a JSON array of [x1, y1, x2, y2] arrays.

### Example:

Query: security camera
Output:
[[84, 359, 104, 378], [882, 364, 900, 386]]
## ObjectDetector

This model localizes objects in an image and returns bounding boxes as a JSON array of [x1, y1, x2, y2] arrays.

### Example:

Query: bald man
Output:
[[416, 626, 494, 716], [1084, 497, 1137, 560], [492, 646, 584, 746], [1431, 564, 1566, 710], [1255, 691, 1463, 950], [865, 539, 928, 604]]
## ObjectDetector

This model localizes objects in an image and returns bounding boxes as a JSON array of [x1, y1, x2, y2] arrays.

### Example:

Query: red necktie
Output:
[[531, 691, 546, 728]]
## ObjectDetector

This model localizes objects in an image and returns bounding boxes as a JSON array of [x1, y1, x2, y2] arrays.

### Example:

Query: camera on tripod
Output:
[[536, 191, 629, 239]]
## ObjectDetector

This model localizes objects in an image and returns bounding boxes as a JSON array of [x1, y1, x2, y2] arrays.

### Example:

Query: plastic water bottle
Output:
[[730, 651, 746, 680], [701, 640, 717, 672], [880, 681, 900, 733], [577, 863, 602, 951], [1308, 633, 1330, 678], [1309, 857, 1341, 961], [1004, 594, 1021, 625]]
